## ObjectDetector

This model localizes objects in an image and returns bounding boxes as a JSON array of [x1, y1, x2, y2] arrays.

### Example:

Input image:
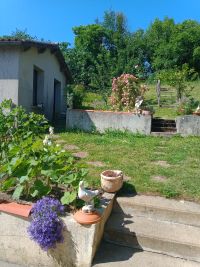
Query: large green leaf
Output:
[[12, 185, 24, 200], [61, 191, 77, 205]]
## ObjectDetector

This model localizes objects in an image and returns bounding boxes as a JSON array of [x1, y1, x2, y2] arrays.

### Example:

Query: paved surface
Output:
[[0, 261, 25, 267], [93, 241, 200, 267]]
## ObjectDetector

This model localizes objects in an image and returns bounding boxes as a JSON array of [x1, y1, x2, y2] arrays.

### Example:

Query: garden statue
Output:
[[78, 181, 100, 213], [135, 96, 143, 113], [73, 181, 102, 224]]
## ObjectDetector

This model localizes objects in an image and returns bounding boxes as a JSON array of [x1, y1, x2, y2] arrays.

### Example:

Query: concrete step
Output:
[[93, 241, 200, 267], [104, 213, 200, 262], [151, 132, 177, 137], [151, 127, 177, 132], [113, 195, 200, 227]]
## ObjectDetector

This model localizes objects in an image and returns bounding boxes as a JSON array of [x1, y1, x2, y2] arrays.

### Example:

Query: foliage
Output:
[[156, 65, 196, 102], [28, 197, 65, 250], [110, 74, 148, 111], [67, 84, 86, 109], [0, 101, 87, 205], [0, 28, 37, 40], [176, 97, 199, 115], [0, 99, 48, 162]]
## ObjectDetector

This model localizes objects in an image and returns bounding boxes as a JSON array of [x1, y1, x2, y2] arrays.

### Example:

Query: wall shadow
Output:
[[48, 220, 77, 267]]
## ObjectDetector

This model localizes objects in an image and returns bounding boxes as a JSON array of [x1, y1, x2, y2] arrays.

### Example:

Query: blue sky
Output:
[[0, 0, 200, 46]]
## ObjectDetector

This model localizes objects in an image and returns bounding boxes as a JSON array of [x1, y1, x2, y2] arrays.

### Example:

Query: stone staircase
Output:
[[151, 118, 177, 137], [93, 195, 200, 266]]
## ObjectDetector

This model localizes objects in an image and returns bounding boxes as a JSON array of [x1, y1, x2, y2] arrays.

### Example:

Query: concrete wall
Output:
[[0, 193, 115, 267], [176, 115, 200, 136], [0, 47, 20, 105], [18, 47, 67, 120], [66, 109, 152, 135]]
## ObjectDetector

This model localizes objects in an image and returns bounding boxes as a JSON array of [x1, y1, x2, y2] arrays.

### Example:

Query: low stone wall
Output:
[[0, 193, 115, 267], [66, 109, 152, 135], [176, 115, 200, 136]]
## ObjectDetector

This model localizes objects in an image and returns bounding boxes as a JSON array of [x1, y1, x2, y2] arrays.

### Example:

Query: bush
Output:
[[0, 99, 48, 162], [67, 84, 86, 108], [0, 100, 87, 205], [110, 74, 148, 111]]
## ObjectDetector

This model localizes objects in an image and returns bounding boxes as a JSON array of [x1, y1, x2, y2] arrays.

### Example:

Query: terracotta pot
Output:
[[193, 112, 200, 116], [101, 170, 123, 193], [142, 110, 152, 115]]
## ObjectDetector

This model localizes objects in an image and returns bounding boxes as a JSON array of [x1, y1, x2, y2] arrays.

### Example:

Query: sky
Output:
[[0, 0, 200, 46]]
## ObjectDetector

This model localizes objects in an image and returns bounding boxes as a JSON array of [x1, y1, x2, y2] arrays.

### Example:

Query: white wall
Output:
[[18, 47, 67, 120], [0, 47, 20, 105]]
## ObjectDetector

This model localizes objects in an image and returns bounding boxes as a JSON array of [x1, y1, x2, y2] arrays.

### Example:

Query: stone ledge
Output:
[[0, 193, 115, 267]]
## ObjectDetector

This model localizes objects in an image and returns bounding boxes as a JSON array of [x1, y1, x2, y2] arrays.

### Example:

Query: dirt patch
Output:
[[151, 175, 167, 182], [153, 160, 171, 167], [87, 161, 106, 167], [154, 151, 166, 155], [123, 175, 131, 181], [64, 144, 80, 151], [72, 151, 88, 159], [55, 139, 67, 145]]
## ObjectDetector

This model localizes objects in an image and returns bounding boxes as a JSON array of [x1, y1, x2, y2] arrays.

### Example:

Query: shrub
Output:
[[0, 101, 87, 205], [0, 99, 48, 162], [110, 74, 148, 111], [67, 84, 86, 108]]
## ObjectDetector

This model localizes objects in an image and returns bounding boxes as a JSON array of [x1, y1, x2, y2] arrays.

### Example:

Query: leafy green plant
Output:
[[0, 99, 48, 162], [0, 133, 87, 204], [67, 84, 86, 109], [0, 100, 87, 206], [176, 97, 199, 115]]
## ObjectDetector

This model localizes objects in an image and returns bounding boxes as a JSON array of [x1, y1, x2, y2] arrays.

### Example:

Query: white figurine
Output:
[[78, 181, 100, 213], [135, 96, 143, 113]]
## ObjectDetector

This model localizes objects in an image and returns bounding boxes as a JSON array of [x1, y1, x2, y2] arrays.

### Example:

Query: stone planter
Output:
[[101, 170, 123, 193], [0, 193, 115, 267]]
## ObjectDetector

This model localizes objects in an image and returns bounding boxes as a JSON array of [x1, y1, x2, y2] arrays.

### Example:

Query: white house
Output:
[[0, 39, 72, 120]]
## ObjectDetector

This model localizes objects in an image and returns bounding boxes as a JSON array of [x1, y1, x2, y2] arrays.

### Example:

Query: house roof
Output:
[[0, 39, 72, 82]]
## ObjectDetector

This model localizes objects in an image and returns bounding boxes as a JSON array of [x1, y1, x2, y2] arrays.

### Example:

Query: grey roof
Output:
[[0, 39, 72, 81]]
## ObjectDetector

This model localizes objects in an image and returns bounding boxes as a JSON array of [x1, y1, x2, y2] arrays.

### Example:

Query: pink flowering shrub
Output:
[[110, 74, 148, 111]]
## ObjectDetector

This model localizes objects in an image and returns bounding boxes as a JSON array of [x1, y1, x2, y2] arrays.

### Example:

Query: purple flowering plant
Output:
[[28, 197, 65, 250]]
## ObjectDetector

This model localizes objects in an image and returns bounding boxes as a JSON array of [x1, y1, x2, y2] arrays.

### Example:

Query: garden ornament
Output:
[[135, 96, 143, 113], [73, 181, 101, 224], [78, 181, 100, 213], [195, 105, 200, 112]]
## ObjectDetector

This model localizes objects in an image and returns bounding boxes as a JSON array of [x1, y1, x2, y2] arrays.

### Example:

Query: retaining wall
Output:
[[176, 115, 200, 136], [66, 109, 152, 135], [0, 193, 115, 267]]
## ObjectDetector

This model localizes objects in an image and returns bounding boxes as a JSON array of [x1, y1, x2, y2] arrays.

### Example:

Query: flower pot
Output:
[[101, 170, 123, 193], [142, 110, 152, 115], [193, 112, 200, 116]]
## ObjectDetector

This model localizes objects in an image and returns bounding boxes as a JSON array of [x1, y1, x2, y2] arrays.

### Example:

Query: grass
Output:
[[59, 130, 200, 202]]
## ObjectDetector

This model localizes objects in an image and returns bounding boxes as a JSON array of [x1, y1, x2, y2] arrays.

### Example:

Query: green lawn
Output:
[[59, 131, 200, 202]]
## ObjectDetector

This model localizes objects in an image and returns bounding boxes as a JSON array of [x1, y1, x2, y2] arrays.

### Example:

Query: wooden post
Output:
[[156, 80, 161, 107]]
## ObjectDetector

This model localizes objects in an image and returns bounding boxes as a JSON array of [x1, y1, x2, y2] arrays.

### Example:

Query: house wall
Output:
[[18, 47, 67, 120], [0, 47, 20, 105]]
